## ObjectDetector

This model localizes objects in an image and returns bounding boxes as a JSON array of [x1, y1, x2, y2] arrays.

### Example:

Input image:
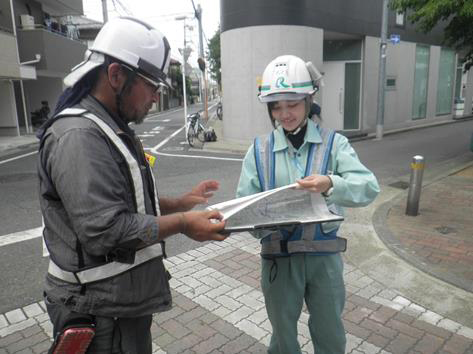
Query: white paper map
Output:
[[207, 184, 343, 232]]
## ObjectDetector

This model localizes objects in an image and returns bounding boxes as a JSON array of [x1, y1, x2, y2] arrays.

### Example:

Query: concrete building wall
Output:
[[0, 80, 19, 135], [221, 25, 323, 142], [363, 38, 454, 132], [17, 28, 86, 76], [221, 0, 445, 46], [0, 0, 14, 32], [0, 31, 20, 79], [362, 36, 379, 131], [384, 41, 416, 130]]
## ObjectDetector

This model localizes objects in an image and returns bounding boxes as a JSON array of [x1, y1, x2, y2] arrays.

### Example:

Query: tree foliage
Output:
[[169, 64, 194, 103], [390, 0, 473, 70], [206, 26, 221, 88]]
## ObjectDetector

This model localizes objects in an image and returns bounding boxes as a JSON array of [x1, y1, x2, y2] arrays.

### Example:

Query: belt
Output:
[[48, 243, 164, 285], [261, 237, 347, 255]]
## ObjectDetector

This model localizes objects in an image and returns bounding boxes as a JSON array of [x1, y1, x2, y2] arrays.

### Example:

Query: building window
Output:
[[412, 45, 430, 120], [396, 12, 405, 27], [323, 40, 362, 61], [436, 48, 456, 115], [386, 76, 396, 90]]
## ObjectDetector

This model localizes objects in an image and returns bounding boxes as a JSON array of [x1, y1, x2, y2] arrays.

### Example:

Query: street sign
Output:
[[389, 34, 401, 44]]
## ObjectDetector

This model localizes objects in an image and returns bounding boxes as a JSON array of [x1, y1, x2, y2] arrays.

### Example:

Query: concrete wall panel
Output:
[[362, 36, 379, 131], [426, 46, 440, 119], [221, 25, 323, 142], [384, 42, 416, 129], [0, 32, 20, 79], [0, 81, 18, 132]]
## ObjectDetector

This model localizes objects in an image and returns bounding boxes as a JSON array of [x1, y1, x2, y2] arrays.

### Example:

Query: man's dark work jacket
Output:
[[37, 95, 172, 317]]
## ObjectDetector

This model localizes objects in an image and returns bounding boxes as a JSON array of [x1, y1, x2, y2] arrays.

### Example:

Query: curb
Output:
[[0, 142, 39, 160]]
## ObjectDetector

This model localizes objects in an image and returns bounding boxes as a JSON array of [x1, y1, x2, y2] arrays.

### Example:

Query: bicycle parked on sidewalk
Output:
[[186, 112, 206, 147]]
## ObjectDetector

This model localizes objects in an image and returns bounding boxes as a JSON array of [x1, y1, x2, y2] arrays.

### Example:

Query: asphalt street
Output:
[[0, 106, 472, 317], [0, 102, 244, 313]]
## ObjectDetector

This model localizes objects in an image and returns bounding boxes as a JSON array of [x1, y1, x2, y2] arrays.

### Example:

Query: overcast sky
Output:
[[82, 0, 220, 65]]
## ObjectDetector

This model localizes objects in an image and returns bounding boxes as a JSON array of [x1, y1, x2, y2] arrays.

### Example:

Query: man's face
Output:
[[119, 72, 160, 124]]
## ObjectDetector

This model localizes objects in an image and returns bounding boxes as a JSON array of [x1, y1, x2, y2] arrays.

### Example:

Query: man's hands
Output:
[[159, 180, 220, 215], [180, 209, 227, 241], [296, 175, 332, 193], [179, 180, 220, 211], [156, 180, 228, 242]]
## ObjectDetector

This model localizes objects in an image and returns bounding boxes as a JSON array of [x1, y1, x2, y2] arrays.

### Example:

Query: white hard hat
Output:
[[258, 55, 323, 103], [64, 17, 171, 88]]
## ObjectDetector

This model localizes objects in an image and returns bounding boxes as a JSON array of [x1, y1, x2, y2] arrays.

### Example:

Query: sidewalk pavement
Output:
[[1, 122, 473, 353]]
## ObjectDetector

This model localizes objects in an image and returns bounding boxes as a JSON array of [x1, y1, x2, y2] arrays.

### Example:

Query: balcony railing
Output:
[[17, 26, 86, 74]]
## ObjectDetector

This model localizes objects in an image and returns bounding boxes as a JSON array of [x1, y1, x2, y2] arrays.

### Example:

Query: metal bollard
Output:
[[406, 155, 425, 216]]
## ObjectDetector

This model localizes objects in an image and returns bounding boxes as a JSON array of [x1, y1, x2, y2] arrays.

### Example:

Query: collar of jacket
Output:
[[273, 119, 323, 152], [80, 95, 133, 137]]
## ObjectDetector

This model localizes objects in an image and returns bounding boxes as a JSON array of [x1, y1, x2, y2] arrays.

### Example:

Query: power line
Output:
[[190, 0, 198, 16], [115, 0, 133, 16]]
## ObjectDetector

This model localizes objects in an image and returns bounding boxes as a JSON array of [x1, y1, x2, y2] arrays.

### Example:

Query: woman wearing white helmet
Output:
[[236, 55, 380, 354], [38, 17, 226, 353]]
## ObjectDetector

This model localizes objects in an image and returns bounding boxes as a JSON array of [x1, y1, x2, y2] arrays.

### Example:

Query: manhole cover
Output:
[[388, 181, 410, 190], [435, 226, 456, 235]]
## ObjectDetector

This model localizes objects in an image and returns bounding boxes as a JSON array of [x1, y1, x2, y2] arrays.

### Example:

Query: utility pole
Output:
[[102, 0, 108, 22], [376, 0, 389, 140], [176, 16, 190, 135], [195, 4, 208, 120]]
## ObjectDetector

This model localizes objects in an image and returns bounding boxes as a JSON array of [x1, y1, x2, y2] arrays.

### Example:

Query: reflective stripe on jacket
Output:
[[38, 95, 171, 317], [45, 108, 163, 284], [253, 124, 346, 257]]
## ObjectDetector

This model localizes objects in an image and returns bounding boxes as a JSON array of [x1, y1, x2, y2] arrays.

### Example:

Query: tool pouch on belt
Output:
[[49, 312, 96, 354]]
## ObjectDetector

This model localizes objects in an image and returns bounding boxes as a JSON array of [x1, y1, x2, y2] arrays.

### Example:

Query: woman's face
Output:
[[270, 99, 306, 132]]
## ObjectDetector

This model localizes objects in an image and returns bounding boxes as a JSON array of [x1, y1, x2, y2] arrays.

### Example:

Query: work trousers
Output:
[[261, 253, 346, 354], [45, 296, 152, 353]]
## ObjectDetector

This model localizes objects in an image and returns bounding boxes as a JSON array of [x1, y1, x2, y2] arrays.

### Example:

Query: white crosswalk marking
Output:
[[0, 227, 43, 247]]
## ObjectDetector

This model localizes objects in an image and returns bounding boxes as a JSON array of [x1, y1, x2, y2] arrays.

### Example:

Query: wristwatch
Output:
[[322, 176, 333, 197], [322, 187, 333, 198]]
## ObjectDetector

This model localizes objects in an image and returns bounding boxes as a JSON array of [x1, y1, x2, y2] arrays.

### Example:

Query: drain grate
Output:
[[388, 181, 410, 190], [435, 226, 456, 235]]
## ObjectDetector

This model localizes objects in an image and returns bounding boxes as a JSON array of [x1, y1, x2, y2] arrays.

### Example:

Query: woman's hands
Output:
[[296, 175, 332, 194]]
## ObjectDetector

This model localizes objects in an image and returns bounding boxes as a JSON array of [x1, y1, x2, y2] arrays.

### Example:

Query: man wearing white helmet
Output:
[[236, 55, 380, 353], [37, 17, 226, 352]]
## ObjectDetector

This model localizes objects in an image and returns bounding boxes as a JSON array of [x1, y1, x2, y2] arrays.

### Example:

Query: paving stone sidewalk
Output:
[[383, 166, 473, 293], [1, 233, 472, 354]]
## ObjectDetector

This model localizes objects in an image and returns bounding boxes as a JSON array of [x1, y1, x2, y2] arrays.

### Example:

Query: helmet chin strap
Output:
[[284, 96, 311, 135], [285, 117, 307, 136]]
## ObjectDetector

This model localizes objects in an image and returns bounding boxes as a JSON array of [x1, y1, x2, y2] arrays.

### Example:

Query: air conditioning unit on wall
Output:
[[20, 14, 35, 29]]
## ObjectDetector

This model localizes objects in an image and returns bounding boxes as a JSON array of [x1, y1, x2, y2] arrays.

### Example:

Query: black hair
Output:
[[52, 65, 102, 117]]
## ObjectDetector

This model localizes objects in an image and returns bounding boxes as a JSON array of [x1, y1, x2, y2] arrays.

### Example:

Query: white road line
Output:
[[0, 151, 37, 165], [149, 125, 186, 152], [144, 108, 184, 121], [0, 227, 43, 247], [153, 151, 243, 162], [144, 124, 242, 161]]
